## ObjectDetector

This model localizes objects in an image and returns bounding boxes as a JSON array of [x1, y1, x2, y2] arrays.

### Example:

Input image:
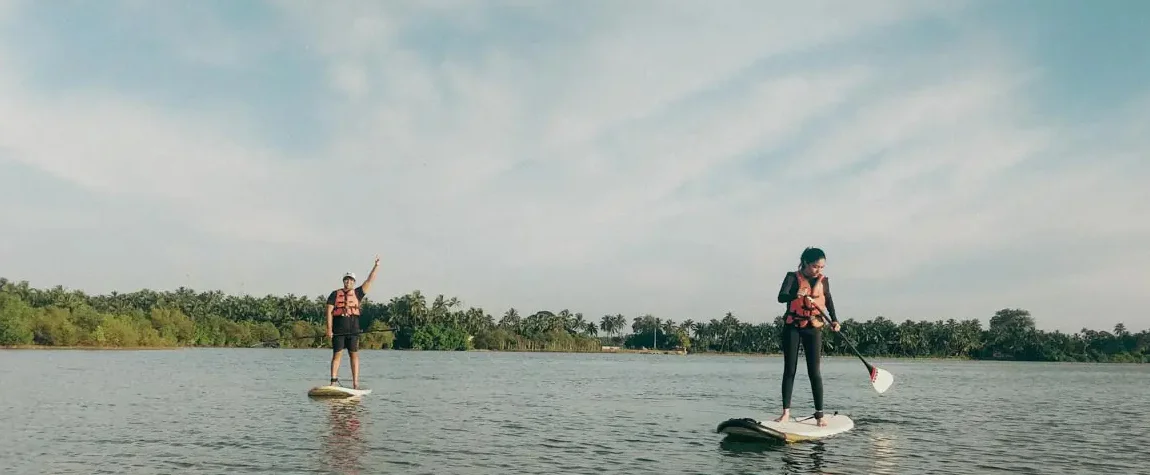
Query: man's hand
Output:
[[326, 327, 334, 339], [830, 321, 841, 332], [373, 255, 381, 268]]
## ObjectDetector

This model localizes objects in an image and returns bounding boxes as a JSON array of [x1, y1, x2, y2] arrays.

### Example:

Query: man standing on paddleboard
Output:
[[774, 247, 840, 427], [326, 255, 381, 389]]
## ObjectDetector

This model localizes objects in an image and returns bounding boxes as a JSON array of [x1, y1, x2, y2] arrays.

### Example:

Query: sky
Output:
[[1, 0, 1147, 334]]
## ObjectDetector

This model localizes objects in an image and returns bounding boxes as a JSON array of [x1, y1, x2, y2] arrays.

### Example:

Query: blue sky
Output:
[[1, 0, 1147, 334]]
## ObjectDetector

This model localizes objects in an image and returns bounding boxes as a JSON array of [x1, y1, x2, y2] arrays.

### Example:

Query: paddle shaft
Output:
[[836, 330, 871, 368], [329, 328, 397, 338], [251, 327, 398, 347], [809, 299, 874, 370]]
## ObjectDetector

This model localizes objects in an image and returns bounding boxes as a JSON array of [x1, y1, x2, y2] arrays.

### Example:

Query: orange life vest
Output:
[[332, 289, 360, 317], [785, 272, 826, 328]]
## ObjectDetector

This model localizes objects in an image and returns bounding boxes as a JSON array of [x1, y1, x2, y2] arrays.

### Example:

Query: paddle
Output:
[[811, 301, 894, 394], [249, 327, 399, 348]]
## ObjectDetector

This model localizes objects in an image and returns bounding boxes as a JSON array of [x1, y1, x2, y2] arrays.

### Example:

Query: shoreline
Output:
[[0, 345, 1077, 362], [2, 345, 1143, 363], [0, 345, 183, 351]]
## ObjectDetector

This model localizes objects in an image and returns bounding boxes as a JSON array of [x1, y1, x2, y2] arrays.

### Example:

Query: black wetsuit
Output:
[[777, 271, 838, 417]]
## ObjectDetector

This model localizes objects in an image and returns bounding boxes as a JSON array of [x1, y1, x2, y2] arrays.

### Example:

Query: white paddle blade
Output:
[[870, 366, 894, 394]]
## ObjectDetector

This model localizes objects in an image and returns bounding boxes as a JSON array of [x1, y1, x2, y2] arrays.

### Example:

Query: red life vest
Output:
[[785, 272, 826, 328], [332, 289, 360, 317]]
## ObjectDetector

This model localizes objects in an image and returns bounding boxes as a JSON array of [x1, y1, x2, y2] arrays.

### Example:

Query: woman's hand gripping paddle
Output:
[[812, 300, 894, 394]]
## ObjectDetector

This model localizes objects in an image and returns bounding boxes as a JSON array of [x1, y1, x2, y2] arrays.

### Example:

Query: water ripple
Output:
[[1, 350, 1148, 474]]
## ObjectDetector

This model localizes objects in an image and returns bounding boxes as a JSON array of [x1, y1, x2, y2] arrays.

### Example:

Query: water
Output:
[[1, 349, 1147, 475]]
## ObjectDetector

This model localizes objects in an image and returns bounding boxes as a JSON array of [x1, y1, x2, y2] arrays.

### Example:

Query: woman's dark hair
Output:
[[798, 247, 826, 269]]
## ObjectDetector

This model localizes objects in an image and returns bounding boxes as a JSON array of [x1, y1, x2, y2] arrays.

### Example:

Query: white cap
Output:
[[343, 272, 356, 280]]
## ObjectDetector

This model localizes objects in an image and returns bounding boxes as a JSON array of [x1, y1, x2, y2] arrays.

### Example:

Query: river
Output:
[[1, 349, 1146, 474]]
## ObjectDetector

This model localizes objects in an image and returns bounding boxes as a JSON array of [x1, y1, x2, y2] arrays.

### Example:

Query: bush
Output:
[[407, 324, 470, 351], [0, 293, 34, 345]]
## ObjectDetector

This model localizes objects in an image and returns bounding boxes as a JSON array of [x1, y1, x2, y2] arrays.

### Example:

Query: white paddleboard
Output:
[[716, 413, 854, 443], [307, 385, 372, 398]]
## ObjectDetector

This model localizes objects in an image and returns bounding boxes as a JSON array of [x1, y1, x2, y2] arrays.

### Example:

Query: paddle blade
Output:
[[868, 365, 894, 394]]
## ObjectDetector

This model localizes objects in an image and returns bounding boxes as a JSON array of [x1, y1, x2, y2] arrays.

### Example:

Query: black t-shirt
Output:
[[327, 286, 366, 333]]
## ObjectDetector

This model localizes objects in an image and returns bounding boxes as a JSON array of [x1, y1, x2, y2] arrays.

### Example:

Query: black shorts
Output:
[[333, 334, 359, 353]]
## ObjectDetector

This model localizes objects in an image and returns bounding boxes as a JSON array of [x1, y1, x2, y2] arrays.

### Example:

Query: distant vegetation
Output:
[[0, 278, 1145, 362]]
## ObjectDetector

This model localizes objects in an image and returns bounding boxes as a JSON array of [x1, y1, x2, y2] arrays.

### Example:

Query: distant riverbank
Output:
[[4, 278, 1147, 363], [0, 344, 1110, 362], [1, 345, 179, 351]]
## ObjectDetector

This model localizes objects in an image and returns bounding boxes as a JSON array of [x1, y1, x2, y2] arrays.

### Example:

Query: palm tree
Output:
[[599, 315, 618, 344], [499, 308, 521, 332], [582, 321, 597, 336]]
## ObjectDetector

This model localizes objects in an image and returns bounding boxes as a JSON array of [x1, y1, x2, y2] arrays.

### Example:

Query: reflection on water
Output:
[[868, 432, 899, 475], [781, 442, 828, 474], [718, 436, 828, 474], [319, 398, 368, 475]]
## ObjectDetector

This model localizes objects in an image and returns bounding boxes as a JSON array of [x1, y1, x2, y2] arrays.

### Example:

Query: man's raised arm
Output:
[[361, 255, 381, 293]]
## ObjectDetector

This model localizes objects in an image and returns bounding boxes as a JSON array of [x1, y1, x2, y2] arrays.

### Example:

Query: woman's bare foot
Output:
[[815, 411, 827, 426], [773, 409, 791, 422]]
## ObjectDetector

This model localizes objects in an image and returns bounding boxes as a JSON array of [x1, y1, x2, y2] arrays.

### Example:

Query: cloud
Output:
[[0, 74, 324, 245], [0, 0, 1147, 333]]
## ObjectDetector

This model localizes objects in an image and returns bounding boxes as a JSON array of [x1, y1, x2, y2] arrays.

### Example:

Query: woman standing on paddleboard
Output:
[[774, 247, 841, 427]]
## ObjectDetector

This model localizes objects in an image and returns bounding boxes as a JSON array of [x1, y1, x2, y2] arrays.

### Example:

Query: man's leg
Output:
[[348, 335, 360, 389], [331, 335, 346, 383]]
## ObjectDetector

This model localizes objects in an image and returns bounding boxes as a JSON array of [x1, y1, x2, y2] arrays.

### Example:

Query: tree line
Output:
[[0, 277, 1145, 362]]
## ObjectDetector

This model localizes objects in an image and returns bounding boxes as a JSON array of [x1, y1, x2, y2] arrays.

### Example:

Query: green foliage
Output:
[[678, 308, 1147, 362], [407, 324, 471, 351], [0, 292, 35, 345], [0, 278, 598, 352], [360, 320, 395, 349], [624, 329, 689, 351], [32, 307, 79, 346], [0, 277, 1146, 362], [472, 328, 518, 350]]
